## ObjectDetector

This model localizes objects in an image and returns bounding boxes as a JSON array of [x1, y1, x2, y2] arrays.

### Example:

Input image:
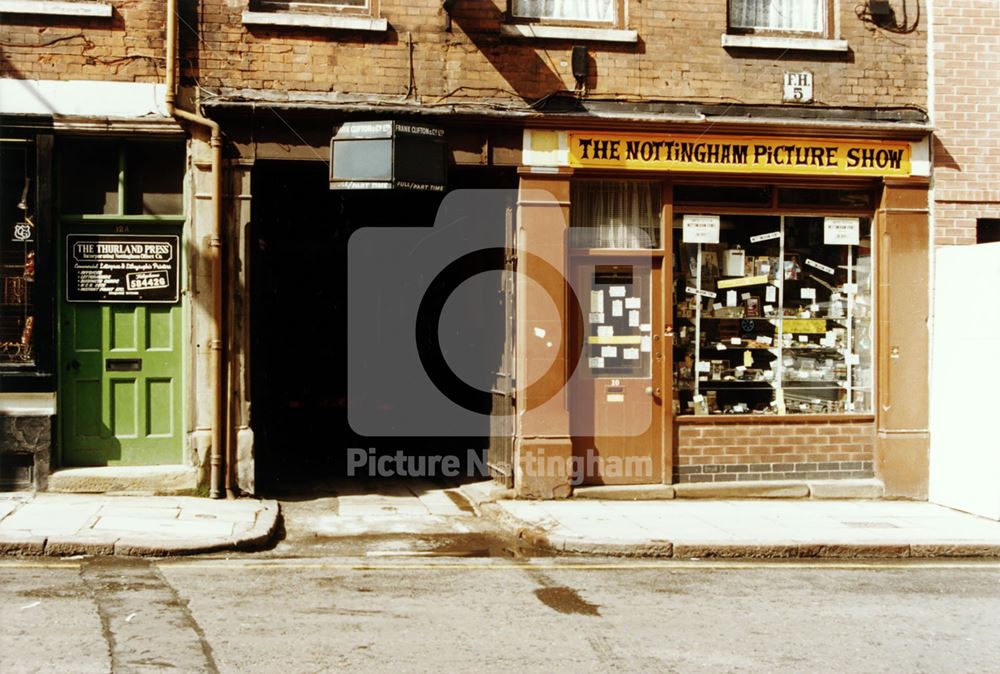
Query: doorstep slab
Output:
[[572, 484, 676, 500], [674, 480, 810, 499], [48, 465, 199, 495]]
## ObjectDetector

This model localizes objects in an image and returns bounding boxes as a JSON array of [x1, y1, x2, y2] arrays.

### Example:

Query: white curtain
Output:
[[570, 181, 660, 249], [512, 0, 615, 23], [729, 0, 825, 33]]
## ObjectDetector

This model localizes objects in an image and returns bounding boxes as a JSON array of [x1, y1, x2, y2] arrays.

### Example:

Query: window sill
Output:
[[242, 10, 387, 32], [501, 23, 638, 44], [0, 0, 112, 17], [721, 33, 848, 52]]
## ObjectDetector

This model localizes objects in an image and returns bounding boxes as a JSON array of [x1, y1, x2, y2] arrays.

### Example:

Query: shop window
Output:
[[728, 0, 827, 34], [60, 139, 185, 217], [570, 180, 661, 249], [673, 214, 873, 416], [512, 0, 615, 23], [1, 142, 37, 368], [675, 184, 772, 207]]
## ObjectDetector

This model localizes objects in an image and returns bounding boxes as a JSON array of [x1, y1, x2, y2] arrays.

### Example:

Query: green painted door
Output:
[[59, 227, 184, 466]]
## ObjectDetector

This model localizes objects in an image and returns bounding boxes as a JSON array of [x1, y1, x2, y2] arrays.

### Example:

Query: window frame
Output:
[[254, 0, 376, 17], [726, 0, 835, 38], [508, 0, 625, 30]]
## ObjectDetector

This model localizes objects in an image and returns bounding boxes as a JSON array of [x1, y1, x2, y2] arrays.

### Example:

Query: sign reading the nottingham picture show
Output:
[[67, 234, 180, 303], [567, 132, 912, 177]]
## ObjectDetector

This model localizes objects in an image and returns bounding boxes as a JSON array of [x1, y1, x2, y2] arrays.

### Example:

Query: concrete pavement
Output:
[[0, 492, 279, 556], [485, 497, 1000, 558]]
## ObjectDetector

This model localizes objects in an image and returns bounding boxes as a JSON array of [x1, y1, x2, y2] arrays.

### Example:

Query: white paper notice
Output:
[[623, 347, 640, 360], [713, 302, 723, 310], [601, 346, 618, 358], [628, 310, 640, 327], [533, 327, 546, 339], [805, 258, 835, 275], [609, 286, 627, 297], [750, 231, 782, 243], [801, 287, 816, 300], [589, 357, 605, 369], [640, 335, 652, 352], [766, 285, 777, 302], [639, 323, 651, 333], [590, 290, 604, 313], [715, 344, 726, 351], [847, 353, 861, 365], [589, 312, 604, 324], [612, 300, 624, 317], [824, 217, 860, 245], [799, 335, 809, 343], [757, 335, 773, 345], [625, 297, 641, 309], [597, 325, 614, 338], [843, 283, 858, 295], [697, 361, 711, 372], [730, 337, 742, 345], [682, 214, 721, 244], [726, 290, 737, 307], [741, 292, 751, 300]]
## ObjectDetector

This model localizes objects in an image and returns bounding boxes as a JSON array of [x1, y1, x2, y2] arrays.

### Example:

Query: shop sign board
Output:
[[567, 132, 911, 177], [682, 215, 720, 243], [66, 234, 180, 303]]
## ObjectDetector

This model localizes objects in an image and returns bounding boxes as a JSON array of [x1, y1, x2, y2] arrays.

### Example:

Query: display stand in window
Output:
[[674, 215, 873, 416]]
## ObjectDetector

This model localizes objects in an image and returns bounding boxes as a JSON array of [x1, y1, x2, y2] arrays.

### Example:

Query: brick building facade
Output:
[[931, 0, 1000, 245], [2, 1, 944, 499]]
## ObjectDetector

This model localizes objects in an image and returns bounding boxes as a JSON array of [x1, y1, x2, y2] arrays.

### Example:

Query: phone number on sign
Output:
[[125, 271, 170, 291]]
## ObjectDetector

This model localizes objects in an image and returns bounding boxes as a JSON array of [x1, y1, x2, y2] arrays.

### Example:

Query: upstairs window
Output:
[[258, 0, 369, 14], [512, 0, 616, 24], [729, 0, 827, 34]]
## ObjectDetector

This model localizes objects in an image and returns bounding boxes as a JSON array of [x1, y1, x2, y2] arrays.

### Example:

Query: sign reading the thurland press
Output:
[[567, 132, 912, 177], [67, 234, 180, 303]]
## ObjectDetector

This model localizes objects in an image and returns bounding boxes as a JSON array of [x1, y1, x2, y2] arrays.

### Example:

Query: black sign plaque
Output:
[[66, 234, 180, 304]]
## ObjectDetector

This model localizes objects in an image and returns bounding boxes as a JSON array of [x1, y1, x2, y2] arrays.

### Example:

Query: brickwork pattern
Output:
[[187, 1, 925, 109], [0, 4, 164, 82], [933, 0, 1000, 246], [676, 420, 875, 483]]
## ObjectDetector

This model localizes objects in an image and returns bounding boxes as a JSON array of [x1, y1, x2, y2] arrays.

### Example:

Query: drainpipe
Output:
[[165, 0, 226, 499]]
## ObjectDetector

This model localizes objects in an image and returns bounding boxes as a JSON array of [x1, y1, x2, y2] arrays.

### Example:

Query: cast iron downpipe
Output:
[[165, 0, 226, 499]]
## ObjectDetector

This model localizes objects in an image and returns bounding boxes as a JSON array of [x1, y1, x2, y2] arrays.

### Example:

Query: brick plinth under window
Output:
[[676, 419, 874, 483]]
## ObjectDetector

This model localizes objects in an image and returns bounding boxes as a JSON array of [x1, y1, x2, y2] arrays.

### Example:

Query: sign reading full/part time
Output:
[[67, 234, 180, 303], [567, 132, 911, 177]]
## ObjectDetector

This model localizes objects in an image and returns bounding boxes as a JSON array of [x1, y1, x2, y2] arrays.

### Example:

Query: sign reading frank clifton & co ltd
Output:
[[67, 234, 180, 303], [567, 132, 912, 177]]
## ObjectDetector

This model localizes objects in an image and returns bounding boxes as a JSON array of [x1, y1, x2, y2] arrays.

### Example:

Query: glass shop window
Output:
[[673, 214, 873, 416], [1, 143, 37, 367], [570, 180, 661, 249]]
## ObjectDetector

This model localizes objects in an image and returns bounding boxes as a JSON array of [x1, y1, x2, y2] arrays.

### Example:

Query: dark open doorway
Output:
[[249, 161, 516, 494]]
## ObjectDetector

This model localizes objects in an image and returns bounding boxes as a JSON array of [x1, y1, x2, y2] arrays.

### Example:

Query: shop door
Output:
[[569, 260, 663, 485], [59, 226, 183, 466]]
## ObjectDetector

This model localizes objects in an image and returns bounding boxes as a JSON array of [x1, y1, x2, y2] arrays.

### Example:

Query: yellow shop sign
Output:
[[567, 132, 911, 177]]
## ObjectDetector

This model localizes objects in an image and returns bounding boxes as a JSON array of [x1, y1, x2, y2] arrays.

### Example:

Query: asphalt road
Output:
[[2, 552, 999, 673]]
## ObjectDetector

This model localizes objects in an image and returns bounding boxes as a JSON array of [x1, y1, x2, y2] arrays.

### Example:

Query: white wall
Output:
[[929, 242, 1000, 520]]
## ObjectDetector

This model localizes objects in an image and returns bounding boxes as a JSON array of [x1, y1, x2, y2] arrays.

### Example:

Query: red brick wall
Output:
[[676, 420, 875, 483], [0, 3, 164, 82], [192, 1, 926, 109], [933, 0, 1000, 245]]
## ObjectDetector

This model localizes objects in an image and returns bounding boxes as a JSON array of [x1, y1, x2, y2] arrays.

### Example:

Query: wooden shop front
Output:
[[513, 127, 930, 499]]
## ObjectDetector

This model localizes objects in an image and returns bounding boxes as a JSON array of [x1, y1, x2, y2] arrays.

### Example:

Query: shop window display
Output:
[[0, 143, 36, 367], [673, 214, 872, 415]]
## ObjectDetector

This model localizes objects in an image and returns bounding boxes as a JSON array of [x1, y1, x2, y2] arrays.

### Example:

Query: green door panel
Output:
[[59, 226, 184, 466]]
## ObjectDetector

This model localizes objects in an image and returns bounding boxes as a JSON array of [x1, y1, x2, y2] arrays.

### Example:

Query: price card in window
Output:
[[682, 215, 720, 244], [824, 217, 860, 245]]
